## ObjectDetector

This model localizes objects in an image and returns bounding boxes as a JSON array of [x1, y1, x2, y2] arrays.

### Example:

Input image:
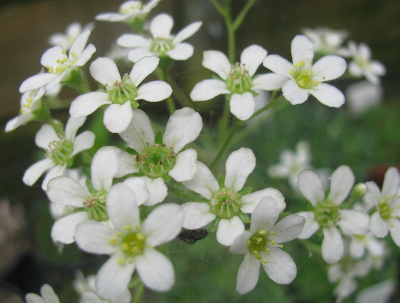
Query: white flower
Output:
[[296, 166, 370, 263], [268, 141, 311, 190], [190, 45, 269, 120], [349, 232, 385, 259], [346, 81, 383, 115], [26, 284, 60, 303], [75, 187, 183, 299], [23, 116, 95, 190], [365, 167, 400, 246], [348, 41, 386, 85], [263, 35, 347, 107], [70, 56, 172, 133], [96, 0, 160, 23], [355, 280, 395, 303], [230, 198, 305, 294], [302, 28, 349, 56], [20, 30, 96, 93], [117, 13, 202, 62], [117, 107, 202, 205], [48, 21, 95, 50], [5, 86, 45, 132], [181, 147, 286, 246]]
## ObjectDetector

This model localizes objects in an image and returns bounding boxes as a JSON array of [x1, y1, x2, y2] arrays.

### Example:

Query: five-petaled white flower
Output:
[[70, 56, 172, 133], [365, 167, 400, 246], [96, 0, 161, 24], [348, 41, 386, 85], [20, 30, 96, 93], [190, 45, 269, 120], [302, 28, 349, 56], [263, 35, 347, 107], [23, 116, 95, 190], [48, 21, 95, 50], [296, 165, 370, 263], [116, 107, 202, 205], [181, 147, 286, 246], [75, 185, 183, 300], [230, 198, 305, 294], [117, 13, 202, 62]]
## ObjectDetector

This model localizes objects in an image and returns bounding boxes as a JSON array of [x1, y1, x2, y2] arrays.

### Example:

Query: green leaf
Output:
[[125, 147, 138, 155], [210, 218, 220, 232]]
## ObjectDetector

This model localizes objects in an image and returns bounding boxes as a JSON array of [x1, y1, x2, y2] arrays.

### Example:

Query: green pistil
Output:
[[226, 62, 253, 94], [314, 199, 341, 227], [378, 197, 396, 221], [209, 188, 241, 219], [149, 37, 174, 56], [83, 191, 108, 221], [289, 60, 319, 89], [45, 134, 74, 166], [109, 225, 146, 264], [106, 75, 138, 105], [247, 230, 281, 263], [135, 143, 175, 178]]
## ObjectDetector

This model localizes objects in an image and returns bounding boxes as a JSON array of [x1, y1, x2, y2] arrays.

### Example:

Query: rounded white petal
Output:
[[130, 56, 159, 86], [309, 83, 345, 108], [202, 50, 231, 79], [230, 230, 252, 254], [90, 57, 121, 84], [51, 212, 89, 244], [128, 48, 155, 63], [26, 293, 46, 303], [298, 169, 325, 206], [173, 21, 202, 44], [75, 44, 96, 66], [349, 237, 365, 259], [113, 147, 140, 177], [136, 81, 172, 102], [250, 197, 280, 233], [81, 291, 103, 303], [91, 146, 119, 192], [40, 284, 60, 303], [291, 35, 314, 65], [181, 202, 215, 229], [190, 79, 229, 101], [241, 187, 285, 213], [322, 227, 344, 263], [263, 55, 292, 77], [229, 92, 255, 121], [75, 221, 117, 254], [41, 46, 66, 67], [262, 247, 297, 284], [122, 177, 149, 205], [143, 203, 183, 246], [355, 280, 395, 303], [71, 131, 95, 156], [169, 149, 198, 182], [296, 212, 319, 239], [370, 211, 389, 238], [117, 34, 150, 48], [150, 13, 173, 39], [42, 164, 66, 190], [216, 216, 245, 246], [182, 161, 219, 199], [163, 107, 202, 152], [282, 80, 309, 105], [240, 45, 267, 76], [65, 116, 86, 141], [69, 30, 91, 59], [224, 147, 256, 191], [135, 248, 174, 292], [252, 73, 288, 91], [70, 92, 111, 118], [271, 214, 305, 243], [327, 165, 355, 204], [96, 13, 126, 22], [382, 167, 400, 197], [103, 102, 133, 133], [365, 181, 381, 206], [167, 42, 194, 60], [312, 55, 347, 82], [23, 158, 54, 186], [389, 219, 400, 247], [46, 176, 90, 206], [35, 124, 58, 149], [5, 114, 35, 132], [236, 252, 260, 294], [19, 73, 58, 93], [143, 177, 168, 206], [339, 210, 370, 235]]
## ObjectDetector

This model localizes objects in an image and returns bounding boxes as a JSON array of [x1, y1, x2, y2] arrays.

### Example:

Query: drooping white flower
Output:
[[96, 0, 160, 24], [263, 35, 347, 107], [70, 56, 172, 133], [302, 28, 349, 56], [346, 81, 383, 116], [20, 30, 96, 93], [365, 167, 400, 246], [348, 41, 386, 85], [190, 45, 269, 120], [230, 198, 305, 294], [181, 147, 286, 246], [26, 284, 60, 303], [117, 13, 202, 62], [48, 21, 95, 50], [116, 107, 202, 205], [23, 116, 95, 190], [75, 187, 183, 299], [296, 166, 370, 263]]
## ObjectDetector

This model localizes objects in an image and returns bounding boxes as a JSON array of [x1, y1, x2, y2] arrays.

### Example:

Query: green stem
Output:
[[133, 282, 144, 303], [156, 67, 176, 114], [167, 182, 199, 201], [249, 93, 285, 121], [232, 0, 258, 30], [217, 98, 231, 141], [208, 0, 225, 16], [298, 239, 321, 255]]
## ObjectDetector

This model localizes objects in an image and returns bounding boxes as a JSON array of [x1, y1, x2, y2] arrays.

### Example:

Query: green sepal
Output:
[[210, 218, 220, 232], [250, 89, 259, 97], [33, 99, 51, 122], [217, 174, 225, 188], [155, 131, 163, 145], [162, 174, 172, 183], [238, 187, 253, 196], [238, 211, 251, 223], [50, 119, 65, 135], [317, 228, 323, 238], [196, 198, 210, 203], [86, 178, 95, 193], [125, 147, 139, 156], [62, 69, 88, 93], [130, 99, 139, 108]]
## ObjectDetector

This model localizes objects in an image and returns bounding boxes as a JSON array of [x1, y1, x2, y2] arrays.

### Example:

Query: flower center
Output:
[[20, 97, 34, 115], [149, 37, 175, 56], [119, 2, 142, 14], [109, 225, 146, 264], [45, 50, 76, 75], [83, 191, 108, 221], [314, 199, 341, 227], [289, 60, 319, 89], [378, 196, 398, 222], [45, 134, 74, 166], [247, 230, 282, 264], [226, 62, 253, 94], [210, 188, 242, 219], [135, 143, 175, 178], [105, 74, 138, 105]]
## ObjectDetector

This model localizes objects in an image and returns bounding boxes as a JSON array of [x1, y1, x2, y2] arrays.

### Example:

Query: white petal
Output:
[[328, 165, 355, 204], [96, 253, 135, 300], [69, 30, 91, 59], [130, 56, 159, 86], [190, 79, 229, 101], [163, 107, 202, 152], [296, 212, 319, 239], [91, 147, 119, 191], [150, 14, 173, 38], [169, 149, 198, 182], [107, 183, 139, 230], [5, 114, 35, 132], [271, 214, 305, 243], [90, 57, 121, 84], [282, 80, 309, 105], [349, 237, 365, 259], [113, 147, 140, 177], [128, 48, 155, 63], [122, 177, 149, 205], [312, 55, 347, 82], [95, 13, 125, 22], [19, 73, 57, 93], [309, 83, 345, 108], [355, 280, 395, 303], [339, 210, 369, 235], [297, 169, 324, 206], [236, 252, 260, 294], [41, 46, 66, 67], [23, 158, 54, 186], [81, 292, 103, 303], [250, 197, 280, 233], [75, 221, 117, 254], [365, 181, 381, 206], [40, 284, 60, 303], [42, 164, 66, 190], [322, 227, 344, 263], [51, 212, 89, 244], [119, 108, 154, 152], [65, 116, 86, 140], [117, 34, 150, 48], [103, 102, 133, 133], [241, 187, 285, 213], [70, 92, 111, 118], [173, 21, 202, 44], [182, 161, 219, 199], [216, 217, 245, 246], [136, 81, 172, 102], [263, 55, 292, 77], [252, 73, 288, 90], [143, 203, 183, 246], [46, 176, 90, 206], [230, 230, 252, 254], [181, 202, 215, 229], [167, 43, 193, 61], [370, 211, 389, 238], [224, 147, 256, 191], [240, 45, 267, 76], [291, 35, 314, 65], [71, 131, 95, 156], [382, 167, 400, 197], [143, 177, 168, 206], [26, 294, 46, 303], [202, 50, 231, 79], [389, 219, 400, 247], [135, 248, 174, 291], [262, 247, 297, 284], [75, 44, 96, 66], [35, 124, 58, 149], [229, 92, 255, 120]]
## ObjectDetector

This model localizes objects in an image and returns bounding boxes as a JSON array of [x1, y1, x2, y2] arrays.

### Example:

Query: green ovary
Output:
[[209, 188, 241, 219], [120, 230, 145, 256], [149, 37, 174, 55], [314, 199, 341, 227], [378, 198, 394, 220], [290, 61, 319, 89], [45, 137, 74, 166], [226, 63, 253, 94], [135, 144, 175, 178], [106, 75, 138, 105], [84, 191, 108, 222]]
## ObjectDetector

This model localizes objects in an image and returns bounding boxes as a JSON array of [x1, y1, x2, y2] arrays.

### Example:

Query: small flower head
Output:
[[302, 27, 349, 55], [48, 21, 94, 50]]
